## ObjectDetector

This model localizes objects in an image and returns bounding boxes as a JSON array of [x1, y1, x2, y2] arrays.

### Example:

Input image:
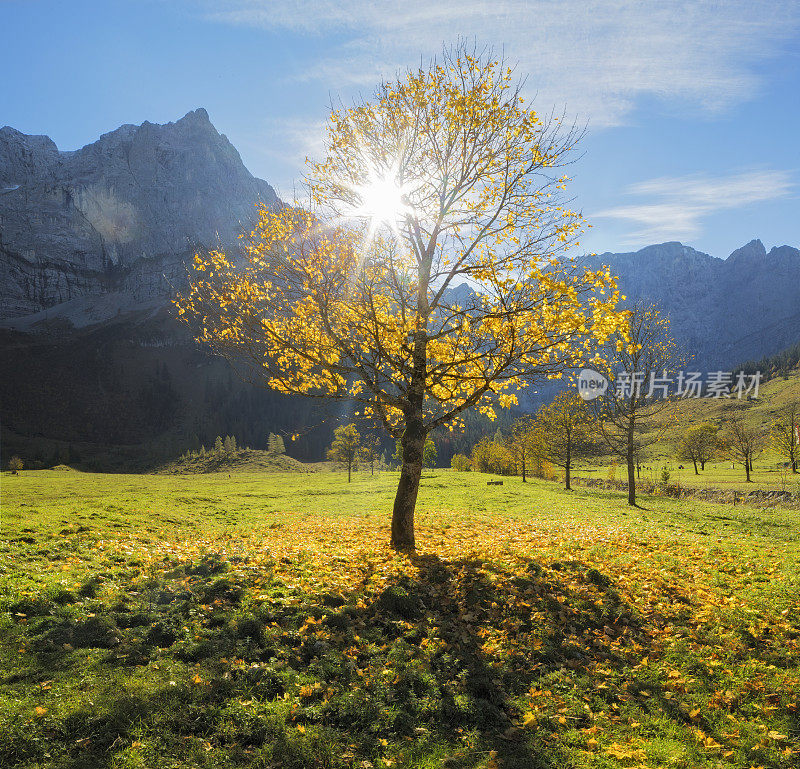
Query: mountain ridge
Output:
[[0, 108, 277, 318], [2, 108, 797, 369], [583, 239, 800, 370]]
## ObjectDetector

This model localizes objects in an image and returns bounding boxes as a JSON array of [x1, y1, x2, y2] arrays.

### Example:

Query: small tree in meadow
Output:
[[534, 391, 597, 490], [9, 456, 23, 474], [360, 435, 381, 475], [590, 303, 682, 505], [506, 416, 539, 482], [722, 414, 764, 483], [423, 437, 437, 469], [677, 423, 720, 474], [328, 424, 361, 482]]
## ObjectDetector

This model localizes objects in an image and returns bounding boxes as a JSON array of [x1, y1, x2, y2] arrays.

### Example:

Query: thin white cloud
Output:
[[258, 116, 328, 167], [233, 116, 328, 197], [197, 0, 800, 127], [593, 170, 795, 244]]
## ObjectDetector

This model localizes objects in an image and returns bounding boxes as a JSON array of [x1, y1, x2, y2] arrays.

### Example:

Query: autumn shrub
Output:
[[450, 453, 471, 471], [531, 458, 559, 482]]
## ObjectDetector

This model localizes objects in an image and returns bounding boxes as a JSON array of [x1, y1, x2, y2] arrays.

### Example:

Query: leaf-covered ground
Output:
[[1, 471, 798, 768]]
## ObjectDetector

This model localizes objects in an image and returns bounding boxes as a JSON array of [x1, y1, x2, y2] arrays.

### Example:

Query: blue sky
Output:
[[2, 0, 799, 257]]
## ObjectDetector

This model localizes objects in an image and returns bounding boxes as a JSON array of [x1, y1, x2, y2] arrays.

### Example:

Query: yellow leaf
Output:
[[523, 712, 537, 728]]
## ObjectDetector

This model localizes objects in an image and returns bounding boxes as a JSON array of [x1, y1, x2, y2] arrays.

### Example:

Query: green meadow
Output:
[[1, 469, 798, 768]]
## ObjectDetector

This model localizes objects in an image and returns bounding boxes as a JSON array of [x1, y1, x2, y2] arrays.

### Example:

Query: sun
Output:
[[356, 173, 408, 224], [348, 165, 415, 239]]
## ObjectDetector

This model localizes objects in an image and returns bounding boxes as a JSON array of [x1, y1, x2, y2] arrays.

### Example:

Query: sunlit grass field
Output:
[[1, 469, 799, 768], [573, 462, 800, 494]]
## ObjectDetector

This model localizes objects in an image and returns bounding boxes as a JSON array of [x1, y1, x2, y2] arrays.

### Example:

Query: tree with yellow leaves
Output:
[[534, 391, 598, 490], [506, 415, 540, 482], [590, 303, 682, 505], [327, 423, 361, 482], [471, 432, 516, 475], [176, 44, 629, 549]]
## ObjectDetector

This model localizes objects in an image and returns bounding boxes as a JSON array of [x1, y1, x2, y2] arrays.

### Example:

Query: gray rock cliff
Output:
[[584, 239, 800, 369], [0, 108, 277, 317]]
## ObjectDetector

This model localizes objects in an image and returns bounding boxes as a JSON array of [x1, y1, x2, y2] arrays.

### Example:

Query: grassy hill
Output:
[[651, 369, 800, 460], [159, 449, 328, 475], [1, 470, 798, 768]]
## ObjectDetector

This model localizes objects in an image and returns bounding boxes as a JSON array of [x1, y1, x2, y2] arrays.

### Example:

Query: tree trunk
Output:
[[348, 459, 352, 483], [745, 457, 751, 483], [521, 454, 526, 483], [701, 460, 705, 470], [391, 290, 429, 549], [693, 459, 698, 475], [626, 419, 636, 505], [391, 415, 425, 550], [565, 445, 571, 490]]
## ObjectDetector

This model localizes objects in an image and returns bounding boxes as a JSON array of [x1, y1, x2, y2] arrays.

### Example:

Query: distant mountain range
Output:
[[584, 240, 800, 371], [1, 110, 798, 466]]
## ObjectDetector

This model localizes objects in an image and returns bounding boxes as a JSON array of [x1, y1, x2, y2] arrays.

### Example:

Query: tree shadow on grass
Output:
[[365, 551, 646, 768], [3, 551, 646, 768], [4, 547, 772, 768]]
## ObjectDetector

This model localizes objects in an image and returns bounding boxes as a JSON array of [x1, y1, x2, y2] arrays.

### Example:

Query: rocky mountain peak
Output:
[[0, 127, 60, 182], [177, 107, 211, 125], [0, 110, 278, 318], [727, 239, 767, 263]]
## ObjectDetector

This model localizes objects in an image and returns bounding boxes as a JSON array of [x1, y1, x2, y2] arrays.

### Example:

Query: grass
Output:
[[573, 462, 800, 495], [1, 469, 799, 768], [568, 369, 800, 495]]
